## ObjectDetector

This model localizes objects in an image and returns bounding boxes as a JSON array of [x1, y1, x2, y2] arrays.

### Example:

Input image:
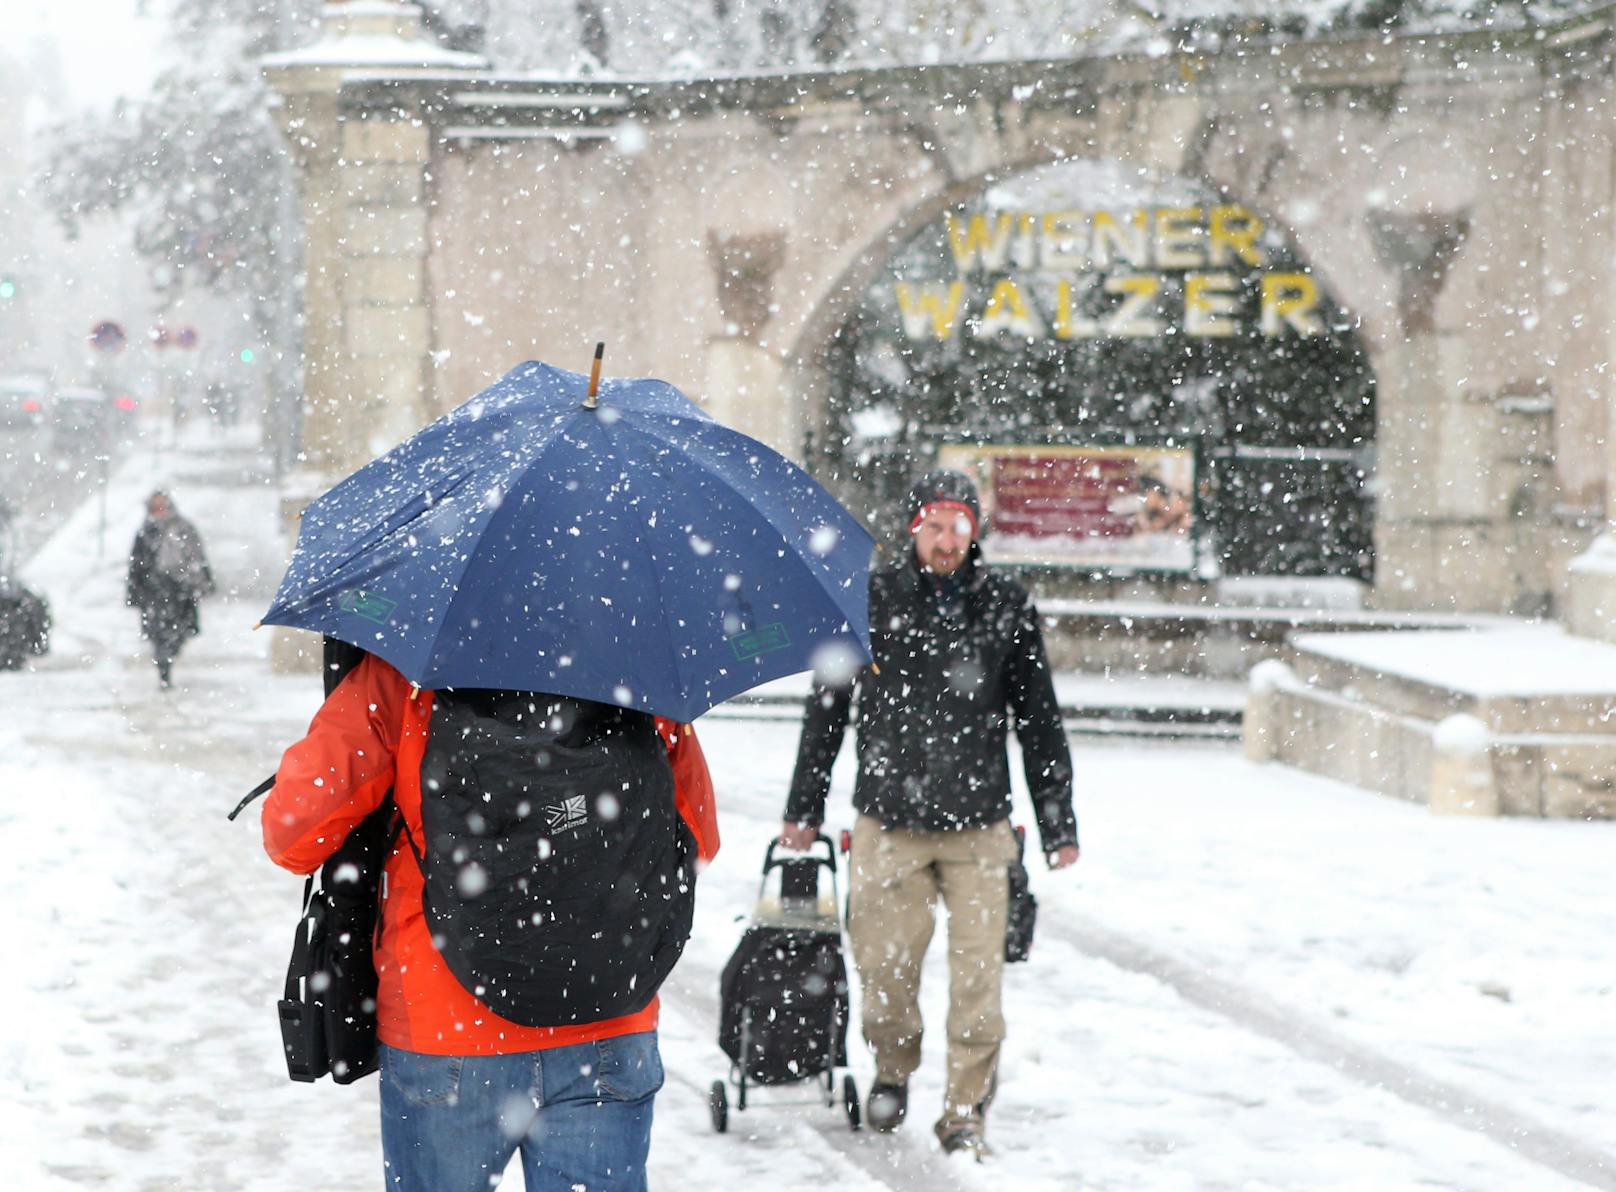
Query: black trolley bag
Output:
[[710, 833, 859, 1133], [228, 637, 396, 1084]]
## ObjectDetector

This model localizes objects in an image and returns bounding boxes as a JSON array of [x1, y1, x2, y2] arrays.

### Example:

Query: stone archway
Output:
[[787, 156, 1376, 590]]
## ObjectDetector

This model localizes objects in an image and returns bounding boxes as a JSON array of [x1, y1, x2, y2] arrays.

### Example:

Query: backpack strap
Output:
[[227, 774, 276, 822], [286, 875, 316, 1004]]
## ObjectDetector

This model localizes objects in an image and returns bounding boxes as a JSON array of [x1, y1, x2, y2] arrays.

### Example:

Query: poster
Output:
[[936, 444, 1197, 571]]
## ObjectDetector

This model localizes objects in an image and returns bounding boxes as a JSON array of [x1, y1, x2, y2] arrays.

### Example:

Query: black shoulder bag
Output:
[[1005, 825, 1038, 964], [229, 637, 397, 1084]]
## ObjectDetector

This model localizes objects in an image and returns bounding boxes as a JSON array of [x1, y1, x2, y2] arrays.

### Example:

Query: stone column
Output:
[[337, 113, 435, 466], [1566, 281, 1616, 637], [259, 2, 485, 669], [704, 230, 795, 456], [1365, 209, 1497, 611]]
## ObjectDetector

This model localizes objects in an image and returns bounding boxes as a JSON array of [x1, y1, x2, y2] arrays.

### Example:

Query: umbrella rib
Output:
[[405, 420, 571, 687], [593, 421, 692, 714]]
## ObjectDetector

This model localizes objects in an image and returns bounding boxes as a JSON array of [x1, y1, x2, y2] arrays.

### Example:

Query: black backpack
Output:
[[230, 637, 395, 1084], [407, 690, 697, 1028], [719, 921, 850, 1085]]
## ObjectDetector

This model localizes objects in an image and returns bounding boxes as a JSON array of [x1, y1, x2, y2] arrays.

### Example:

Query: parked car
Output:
[[0, 375, 48, 431], [0, 507, 49, 670], [49, 385, 137, 447], [0, 579, 49, 669]]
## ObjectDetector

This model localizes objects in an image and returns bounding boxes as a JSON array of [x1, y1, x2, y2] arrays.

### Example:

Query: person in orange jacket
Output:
[[263, 651, 718, 1192]]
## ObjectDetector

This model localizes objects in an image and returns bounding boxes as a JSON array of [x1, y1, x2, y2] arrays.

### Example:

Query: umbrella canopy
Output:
[[261, 362, 874, 722]]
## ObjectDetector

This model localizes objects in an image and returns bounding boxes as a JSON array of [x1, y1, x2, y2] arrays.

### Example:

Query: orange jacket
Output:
[[262, 653, 719, 1055]]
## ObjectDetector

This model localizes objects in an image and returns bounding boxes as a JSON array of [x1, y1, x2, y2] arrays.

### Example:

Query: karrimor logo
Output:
[[543, 795, 589, 833]]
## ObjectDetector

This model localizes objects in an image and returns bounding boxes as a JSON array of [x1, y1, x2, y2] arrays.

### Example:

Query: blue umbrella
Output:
[[260, 359, 874, 722]]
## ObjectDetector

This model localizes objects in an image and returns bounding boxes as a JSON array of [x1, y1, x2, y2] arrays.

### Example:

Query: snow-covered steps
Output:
[[703, 671, 1246, 740], [1244, 626, 1616, 818], [1038, 596, 1498, 681]]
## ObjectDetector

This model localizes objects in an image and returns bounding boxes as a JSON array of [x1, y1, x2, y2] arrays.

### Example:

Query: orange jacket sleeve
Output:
[[659, 719, 719, 864], [262, 654, 409, 875]]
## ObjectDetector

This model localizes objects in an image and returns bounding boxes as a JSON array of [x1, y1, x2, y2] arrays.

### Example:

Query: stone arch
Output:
[[786, 152, 1379, 586]]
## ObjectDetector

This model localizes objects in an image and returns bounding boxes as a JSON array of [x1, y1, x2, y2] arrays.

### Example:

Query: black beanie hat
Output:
[[905, 469, 982, 537]]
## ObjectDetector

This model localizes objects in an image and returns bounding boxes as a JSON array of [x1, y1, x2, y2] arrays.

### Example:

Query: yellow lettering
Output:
[[1185, 273, 1239, 338], [895, 281, 966, 340], [1011, 213, 1039, 268], [975, 278, 1042, 338], [1103, 274, 1164, 338], [1091, 209, 1149, 270], [1210, 204, 1265, 268], [1261, 272, 1322, 336], [1054, 279, 1100, 339], [1154, 206, 1205, 270], [946, 212, 1018, 273], [1040, 211, 1087, 269]]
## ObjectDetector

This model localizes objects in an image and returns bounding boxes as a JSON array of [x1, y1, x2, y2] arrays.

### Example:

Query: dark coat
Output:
[[785, 546, 1077, 853], [126, 515, 213, 647]]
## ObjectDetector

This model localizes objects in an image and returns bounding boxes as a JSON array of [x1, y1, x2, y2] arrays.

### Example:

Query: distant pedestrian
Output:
[[780, 469, 1079, 1160], [125, 490, 213, 689]]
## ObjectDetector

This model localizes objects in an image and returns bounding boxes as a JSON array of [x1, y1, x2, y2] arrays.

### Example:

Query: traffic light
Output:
[[0, 277, 16, 301], [239, 347, 256, 364]]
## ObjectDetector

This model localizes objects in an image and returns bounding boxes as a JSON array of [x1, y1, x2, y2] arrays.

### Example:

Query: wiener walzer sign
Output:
[[893, 203, 1321, 343], [829, 159, 1374, 581]]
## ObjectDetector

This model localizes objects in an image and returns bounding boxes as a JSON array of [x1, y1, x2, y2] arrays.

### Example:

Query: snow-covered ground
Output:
[[1, 429, 1613, 1191]]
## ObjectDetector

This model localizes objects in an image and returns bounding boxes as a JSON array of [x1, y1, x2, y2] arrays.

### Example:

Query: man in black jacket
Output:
[[780, 470, 1078, 1159]]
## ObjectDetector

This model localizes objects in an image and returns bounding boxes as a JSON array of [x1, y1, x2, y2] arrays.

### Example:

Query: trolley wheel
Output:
[[843, 1074, 861, 1131], [709, 1079, 729, 1133]]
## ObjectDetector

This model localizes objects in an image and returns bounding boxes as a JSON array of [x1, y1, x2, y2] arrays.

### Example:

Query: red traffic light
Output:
[[114, 395, 138, 411]]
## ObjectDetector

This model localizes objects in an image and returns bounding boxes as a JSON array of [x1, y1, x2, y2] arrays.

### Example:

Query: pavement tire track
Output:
[[1052, 913, 1616, 1191]]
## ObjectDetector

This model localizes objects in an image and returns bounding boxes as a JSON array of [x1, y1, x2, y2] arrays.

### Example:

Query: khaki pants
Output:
[[847, 814, 1016, 1134]]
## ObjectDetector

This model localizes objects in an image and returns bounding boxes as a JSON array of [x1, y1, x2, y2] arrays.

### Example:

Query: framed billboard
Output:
[[936, 443, 1197, 572]]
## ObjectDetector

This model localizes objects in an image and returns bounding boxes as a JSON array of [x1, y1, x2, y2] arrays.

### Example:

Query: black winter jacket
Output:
[[785, 547, 1077, 853]]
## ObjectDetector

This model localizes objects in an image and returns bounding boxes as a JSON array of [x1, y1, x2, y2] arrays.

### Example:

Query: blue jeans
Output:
[[379, 1033, 662, 1191]]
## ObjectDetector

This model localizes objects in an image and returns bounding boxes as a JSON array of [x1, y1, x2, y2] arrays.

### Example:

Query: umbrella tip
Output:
[[251, 621, 263, 631], [584, 341, 605, 408]]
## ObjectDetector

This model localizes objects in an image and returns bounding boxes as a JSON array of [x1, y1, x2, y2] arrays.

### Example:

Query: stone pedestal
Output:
[[1243, 627, 1616, 819], [1567, 535, 1616, 642], [266, 479, 325, 674]]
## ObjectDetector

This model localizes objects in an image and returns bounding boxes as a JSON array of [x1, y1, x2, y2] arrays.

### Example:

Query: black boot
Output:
[[157, 658, 173, 690], [866, 1082, 908, 1132]]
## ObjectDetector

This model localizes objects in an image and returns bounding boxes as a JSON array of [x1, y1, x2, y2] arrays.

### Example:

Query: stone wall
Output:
[[265, 3, 1616, 626]]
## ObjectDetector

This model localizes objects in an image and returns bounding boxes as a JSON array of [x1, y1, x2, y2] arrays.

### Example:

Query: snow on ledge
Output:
[[1292, 626, 1616, 699], [1569, 533, 1616, 575], [262, 36, 486, 69]]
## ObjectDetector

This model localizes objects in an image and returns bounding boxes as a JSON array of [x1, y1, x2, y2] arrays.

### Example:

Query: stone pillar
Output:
[[1365, 209, 1494, 611], [260, 2, 485, 670], [1242, 660, 1293, 764], [337, 113, 435, 466], [704, 231, 796, 456], [1428, 714, 1499, 816]]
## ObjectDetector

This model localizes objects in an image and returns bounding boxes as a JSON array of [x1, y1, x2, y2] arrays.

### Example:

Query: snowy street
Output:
[[2, 434, 1612, 1191]]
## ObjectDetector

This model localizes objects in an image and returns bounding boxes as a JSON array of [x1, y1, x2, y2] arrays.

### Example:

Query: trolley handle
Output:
[[763, 832, 837, 877]]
